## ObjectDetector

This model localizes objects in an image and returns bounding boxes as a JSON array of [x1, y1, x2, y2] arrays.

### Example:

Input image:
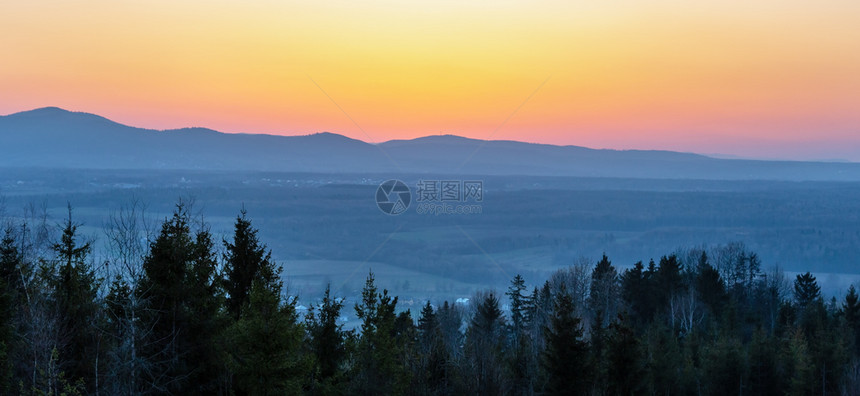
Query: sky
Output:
[[2, 0, 859, 160]]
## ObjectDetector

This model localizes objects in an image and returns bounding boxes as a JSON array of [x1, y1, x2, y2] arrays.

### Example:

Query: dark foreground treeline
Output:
[[1, 202, 859, 395]]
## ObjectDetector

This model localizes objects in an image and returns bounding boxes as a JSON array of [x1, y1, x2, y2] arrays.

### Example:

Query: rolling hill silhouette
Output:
[[2, 107, 859, 180]]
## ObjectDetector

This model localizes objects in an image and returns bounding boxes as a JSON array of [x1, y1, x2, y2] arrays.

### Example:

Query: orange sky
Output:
[[2, 1, 859, 160]]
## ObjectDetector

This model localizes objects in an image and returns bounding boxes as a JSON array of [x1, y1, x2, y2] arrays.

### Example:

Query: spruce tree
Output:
[[506, 274, 529, 335], [541, 285, 589, 395], [0, 276, 13, 393], [305, 284, 348, 394], [223, 208, 274, 320], [139, 203, 227, 393], [465, 291, 508, 394], [49, 207, 100, 390], [793, 272, 821, 308], [606, 315, 644, 395], [0, 227, 20, 393], [590, 254, 619, 327], [657, 254, 684, 306], [352, 272, 410, 395], [416, 301, 454, 395], [696, 253, 726, 317], [228, 254, 305, 395], [0, 226, 24, 297], [843, 284, 860, 355], [506, 274, 534, 395]]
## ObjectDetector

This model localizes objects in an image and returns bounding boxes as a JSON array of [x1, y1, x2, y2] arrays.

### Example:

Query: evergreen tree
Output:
[[0, 276, 13, 393], [783, 328, 814, 396], [3, 203, 860, 395], [0, 227, 21, 393], [418, 301, 438, 350], [48, 207, 100, 390], [589, 310, 608, 394], [704, 335, 746, 395], [606, 315, 644, 395], [505, 274, 534, 395], [793, 272, 821, 308], [590, 253, 619, 327], [696, 251, 727, 317], [352, 272, 410, 395], [506, 274, 530, 337], [140, 206, 194, 382], [527, 283, 553, 353], [843, 284, 860, 355], [541, 285, 589, 395], [228, 257, 305, 395], [622, 260, 659, 328], [436, 300, 464, 365], [465, 291, 508, 395], [589, 255, 620, 394], [415, 301, 446, 394], [223, 208, 274, 320], [641, 321, 683, 394], [139, 202, 227, 394], [657, 254, 684, 305], [103, 273, 141, 395], [747, 327, 781, 396], [183, 224, 228, 393], [0, 226, 24, 297], [305, 284, 348, 395]]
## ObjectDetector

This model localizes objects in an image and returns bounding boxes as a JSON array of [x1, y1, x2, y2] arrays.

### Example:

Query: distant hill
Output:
[[3, 107, 860, 180]]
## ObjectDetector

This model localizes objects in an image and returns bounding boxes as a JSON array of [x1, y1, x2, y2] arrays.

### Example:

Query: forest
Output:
[[1, 201, 859, 395]]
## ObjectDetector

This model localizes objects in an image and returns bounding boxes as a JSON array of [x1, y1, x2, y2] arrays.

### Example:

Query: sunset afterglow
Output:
[[2, 0, 859, 160]]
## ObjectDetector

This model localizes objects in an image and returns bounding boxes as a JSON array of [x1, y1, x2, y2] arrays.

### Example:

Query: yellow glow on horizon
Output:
[[2, 0, 859, 158]]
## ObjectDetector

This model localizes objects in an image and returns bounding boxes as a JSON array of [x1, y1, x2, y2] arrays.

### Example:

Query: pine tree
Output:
[[436, 300, 464, 367], [696, 253, 726, 317], [657, 254, 684, 305], [621, 261, 657, 328], [506, 274, 529, 335], [793, 272, 821, 308], [103, 273, 140, 395], [589, 310, 608, 394], [704, 335, 746, 395], [747, 327, 781, 396], [784, 328, 814, 396], [0, 276, 14, 393], [465, 291, 508, 395], [640, 319, 685, 394], [139, 202, 227, 393], [305, 284, 348, 395], [505, 274, 534, 395], [223, 208, 274, 320], [590, 253, 619, 328], [418, 301, 437, 350], [0, 226, 24, 297], [621, 262, 643, 318], [415, 301, 449, 394], [843, 284, 860, 355], [228, 255, 305, 395], [352, 272, 410, 395], [48, 206, 100, 390], [0, 227, 21, 393], [541, 285, 589, 395], [606, 315, 644, 395]]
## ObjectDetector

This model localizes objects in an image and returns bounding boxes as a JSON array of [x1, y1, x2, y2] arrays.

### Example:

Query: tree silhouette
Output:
[[542, 285, 589, 395]]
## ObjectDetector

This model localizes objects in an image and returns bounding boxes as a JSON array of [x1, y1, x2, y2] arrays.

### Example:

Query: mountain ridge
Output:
[[2, 107, 860, 181]]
